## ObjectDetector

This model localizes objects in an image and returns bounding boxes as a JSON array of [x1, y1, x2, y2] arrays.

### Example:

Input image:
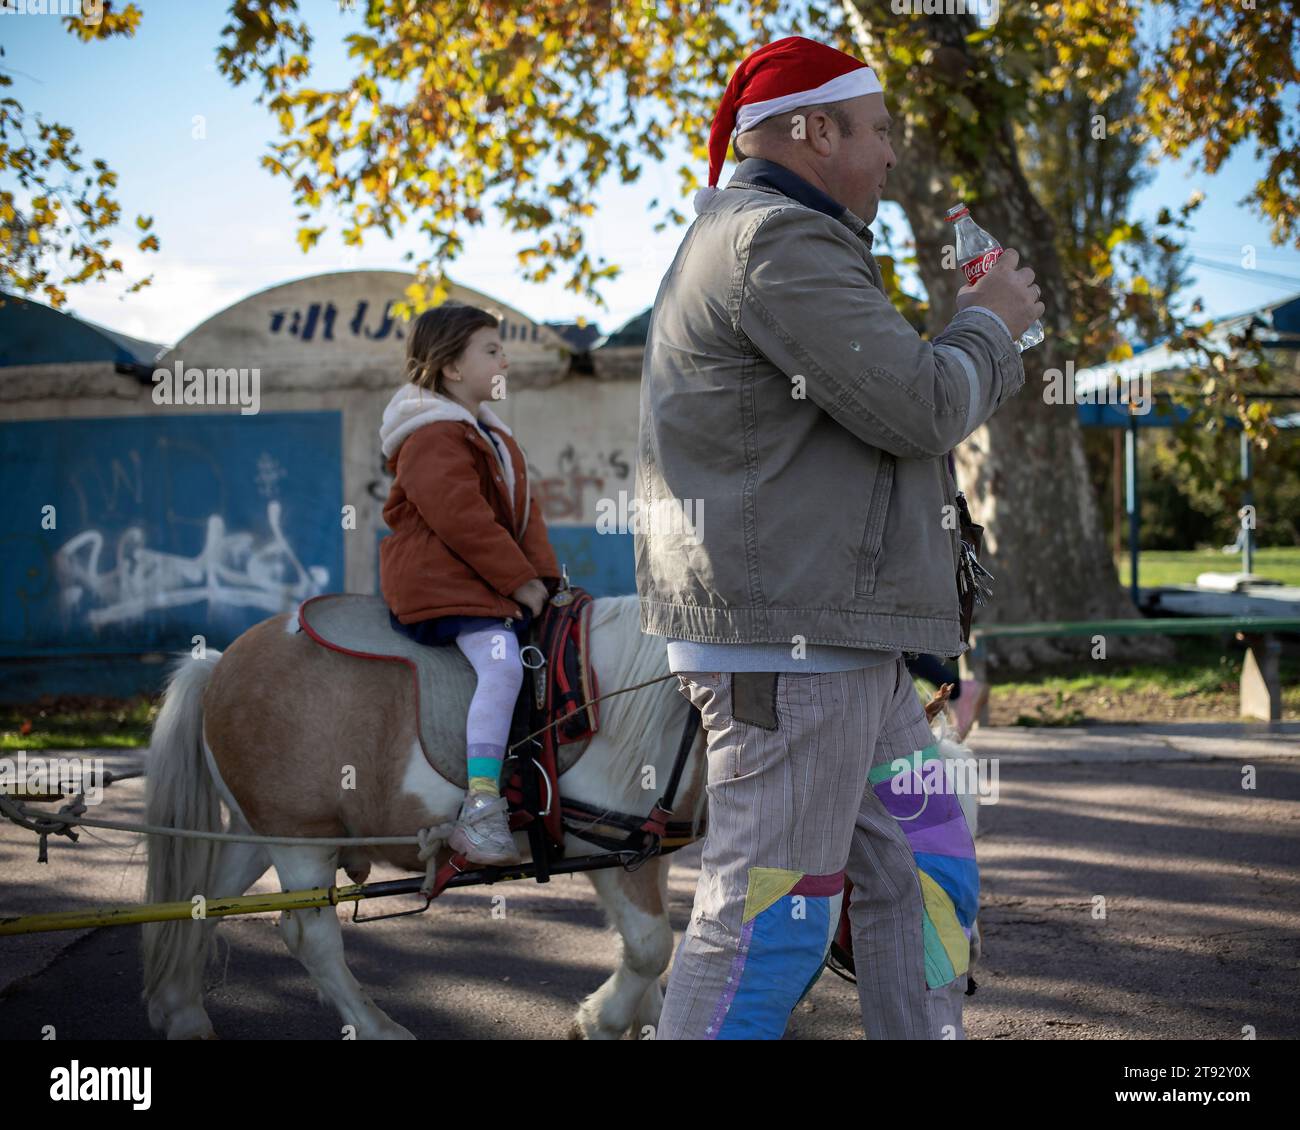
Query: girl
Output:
[[378, 303, 561, 865]]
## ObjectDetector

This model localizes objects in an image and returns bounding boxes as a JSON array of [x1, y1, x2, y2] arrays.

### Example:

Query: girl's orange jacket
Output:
[[378, 384, 560, 624]]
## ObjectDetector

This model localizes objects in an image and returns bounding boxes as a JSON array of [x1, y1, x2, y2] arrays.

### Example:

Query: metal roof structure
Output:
[[0, 293, 165, 371], [1073, 291, 1300, 429]]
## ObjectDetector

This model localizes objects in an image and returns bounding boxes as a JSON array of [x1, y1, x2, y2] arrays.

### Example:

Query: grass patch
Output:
[[1128, 546, 1300, 588], [986, 636, 1299, 725], [995, 643, 1245, 698], [0, 695, 158, 751]]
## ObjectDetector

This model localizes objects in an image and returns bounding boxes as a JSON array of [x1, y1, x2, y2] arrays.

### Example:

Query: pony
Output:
[[140, 593, 980, 1039]]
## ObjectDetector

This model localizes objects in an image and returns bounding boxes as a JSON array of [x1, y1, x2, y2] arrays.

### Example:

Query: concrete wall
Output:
[[468, 377, 640, 598]]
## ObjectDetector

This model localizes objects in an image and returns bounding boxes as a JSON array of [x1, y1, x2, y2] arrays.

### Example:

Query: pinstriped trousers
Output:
[[658, 660, 968, 1040]]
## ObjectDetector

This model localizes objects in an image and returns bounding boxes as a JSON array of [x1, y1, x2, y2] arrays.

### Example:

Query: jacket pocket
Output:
[[854, 453, 895, 598]]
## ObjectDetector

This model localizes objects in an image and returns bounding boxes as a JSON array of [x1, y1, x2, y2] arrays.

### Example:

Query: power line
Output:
[[1184, 240, 1300, 264], [1187, 256, 1300, 287]]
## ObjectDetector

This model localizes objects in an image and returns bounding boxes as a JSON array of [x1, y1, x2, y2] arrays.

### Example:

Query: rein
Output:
[[495, 597, 703, 885], [505, 671, 680, 754]]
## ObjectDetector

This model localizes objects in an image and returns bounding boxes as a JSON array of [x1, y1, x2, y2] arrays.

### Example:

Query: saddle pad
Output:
[[297, 594, 590, 789]]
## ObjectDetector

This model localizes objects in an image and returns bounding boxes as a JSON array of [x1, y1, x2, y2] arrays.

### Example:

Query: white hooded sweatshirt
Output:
[[378, 383, 530, 538]]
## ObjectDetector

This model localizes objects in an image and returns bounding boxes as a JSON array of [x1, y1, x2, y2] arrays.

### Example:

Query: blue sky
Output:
[[4, 2, 1298, 347]]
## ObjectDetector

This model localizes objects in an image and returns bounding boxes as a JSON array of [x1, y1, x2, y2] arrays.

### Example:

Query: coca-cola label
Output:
[[961, 248, 1002, 286]]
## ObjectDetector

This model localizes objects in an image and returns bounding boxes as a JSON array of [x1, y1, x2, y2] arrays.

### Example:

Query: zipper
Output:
[[473, 423, 524, 538], [518, 442, 532, 541]]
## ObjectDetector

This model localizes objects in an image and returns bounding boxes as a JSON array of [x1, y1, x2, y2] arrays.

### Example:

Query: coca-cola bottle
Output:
[[944, 203, 1045, 352]]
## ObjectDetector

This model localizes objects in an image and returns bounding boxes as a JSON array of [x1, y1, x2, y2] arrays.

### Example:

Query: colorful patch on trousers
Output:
[[708, 867, 844, 1039], [868, 743, 979, 989]]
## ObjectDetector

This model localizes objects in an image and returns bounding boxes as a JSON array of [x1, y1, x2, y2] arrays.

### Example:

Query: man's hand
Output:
[[955, 247, 1044, 342], [510, 577, 548, 618]]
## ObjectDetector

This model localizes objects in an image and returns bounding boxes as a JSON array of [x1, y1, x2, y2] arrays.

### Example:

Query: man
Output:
[[634, 35, 1042, 1039]]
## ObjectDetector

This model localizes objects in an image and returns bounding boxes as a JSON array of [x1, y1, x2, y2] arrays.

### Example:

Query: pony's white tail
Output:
[[141, 649, 224, 1027], [933, 713, 980, 840]]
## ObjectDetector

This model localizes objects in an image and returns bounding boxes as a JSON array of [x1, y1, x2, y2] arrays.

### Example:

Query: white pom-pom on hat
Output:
[[693, 185, 722, 215]]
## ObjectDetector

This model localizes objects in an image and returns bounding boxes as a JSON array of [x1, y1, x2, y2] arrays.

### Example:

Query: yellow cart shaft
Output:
[[0, 883, 370, 936]]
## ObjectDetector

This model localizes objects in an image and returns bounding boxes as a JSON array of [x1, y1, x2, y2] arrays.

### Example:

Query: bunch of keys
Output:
[[958, 540, 995, 607]]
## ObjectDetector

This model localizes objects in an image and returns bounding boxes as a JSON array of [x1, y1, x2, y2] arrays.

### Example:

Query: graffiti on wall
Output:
[[533, 443, 635, 593], [269, 299, 406, 343], [267, 298, 548, 347], [55, 500, 329, 629], [1, 412, 343, 650], [533, 443, 631, 521]]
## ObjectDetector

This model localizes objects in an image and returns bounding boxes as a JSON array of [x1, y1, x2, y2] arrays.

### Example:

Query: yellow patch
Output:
[[742, 867, 804, 924], [919, 870, 969, 974]]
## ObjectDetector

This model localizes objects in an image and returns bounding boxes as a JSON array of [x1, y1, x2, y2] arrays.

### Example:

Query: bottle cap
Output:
[[944, 204, 970, 223]]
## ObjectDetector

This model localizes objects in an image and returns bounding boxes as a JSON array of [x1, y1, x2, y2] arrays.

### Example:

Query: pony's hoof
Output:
[[164, 1007, 217, 1041]]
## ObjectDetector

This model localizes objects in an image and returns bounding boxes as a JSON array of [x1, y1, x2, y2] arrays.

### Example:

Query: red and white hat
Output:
[[695, 36, 882, 215]]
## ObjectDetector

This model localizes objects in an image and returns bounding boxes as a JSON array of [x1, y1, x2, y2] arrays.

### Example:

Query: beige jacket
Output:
[[634, 157, 1025, 657]]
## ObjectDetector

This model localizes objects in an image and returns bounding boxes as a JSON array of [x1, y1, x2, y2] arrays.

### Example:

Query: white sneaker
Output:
[[448, 792, 523, 866]]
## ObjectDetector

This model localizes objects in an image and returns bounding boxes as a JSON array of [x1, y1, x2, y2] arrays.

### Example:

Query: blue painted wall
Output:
[[1, 412, 343, 700], [546, 527, 636, 595], [1076, 401, 1192, 428], [374, 526, 635, 604]]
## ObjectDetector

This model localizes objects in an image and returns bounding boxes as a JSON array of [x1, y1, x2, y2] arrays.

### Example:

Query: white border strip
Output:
[[734, 67, 883, 136], [935, 343, 981, 439]]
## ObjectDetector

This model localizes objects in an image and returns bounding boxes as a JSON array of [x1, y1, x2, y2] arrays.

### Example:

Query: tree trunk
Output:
[[847, 12, 1169, 671]]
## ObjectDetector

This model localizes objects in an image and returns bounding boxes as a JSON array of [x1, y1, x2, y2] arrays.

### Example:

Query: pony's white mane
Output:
[[932, 716, 981, 840], [584, 595, 704, 823]]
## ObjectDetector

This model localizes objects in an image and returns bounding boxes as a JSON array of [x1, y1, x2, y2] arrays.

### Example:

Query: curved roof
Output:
[[0, 294, 164, 368], [161, 270, 572, 383]]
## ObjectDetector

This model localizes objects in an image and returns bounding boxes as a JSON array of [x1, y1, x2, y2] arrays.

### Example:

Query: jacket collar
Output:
[[378, 383, 522, 526], [725, 157, 874, 249], [379, 383, 513, 461]]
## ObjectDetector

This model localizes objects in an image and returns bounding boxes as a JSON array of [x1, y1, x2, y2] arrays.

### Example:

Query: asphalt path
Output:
[[2, 723, 1297, 1040]]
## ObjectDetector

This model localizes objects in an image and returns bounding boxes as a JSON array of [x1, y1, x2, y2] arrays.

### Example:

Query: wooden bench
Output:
[[958, 616, 1299, 723]]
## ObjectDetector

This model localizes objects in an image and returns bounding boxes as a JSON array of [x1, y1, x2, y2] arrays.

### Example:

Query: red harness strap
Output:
[[503, 589, 600, 849]]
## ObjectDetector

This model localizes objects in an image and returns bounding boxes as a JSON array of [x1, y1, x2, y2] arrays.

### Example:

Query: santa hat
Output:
[[694, 36, 883, 215]]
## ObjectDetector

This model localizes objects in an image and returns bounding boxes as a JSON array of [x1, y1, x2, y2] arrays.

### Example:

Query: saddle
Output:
[[296, 587, 601, 851]]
